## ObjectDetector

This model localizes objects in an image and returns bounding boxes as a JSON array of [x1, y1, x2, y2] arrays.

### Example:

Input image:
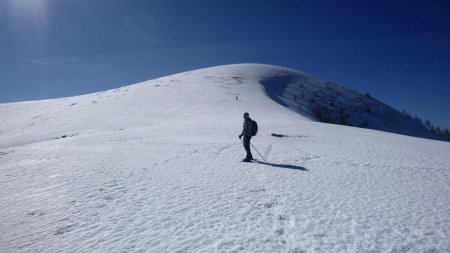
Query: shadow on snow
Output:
[[253, 160, 308, 171]]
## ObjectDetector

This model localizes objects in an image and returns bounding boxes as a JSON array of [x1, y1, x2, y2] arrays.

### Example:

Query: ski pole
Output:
[[250, 143, 268, 162], [241, 138, 267, 162]]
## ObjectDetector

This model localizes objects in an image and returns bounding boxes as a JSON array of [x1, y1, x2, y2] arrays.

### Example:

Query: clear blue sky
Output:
[[1, 0, 449, 129]]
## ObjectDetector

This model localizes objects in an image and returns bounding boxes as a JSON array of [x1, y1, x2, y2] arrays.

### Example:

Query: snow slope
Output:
[[1, 64, 449, 252]]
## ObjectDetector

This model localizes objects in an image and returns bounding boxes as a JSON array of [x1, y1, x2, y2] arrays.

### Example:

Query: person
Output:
[[239, 112, 254, 162]]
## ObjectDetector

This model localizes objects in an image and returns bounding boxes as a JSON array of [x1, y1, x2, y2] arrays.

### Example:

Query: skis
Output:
[[240, 158, 257, 163]]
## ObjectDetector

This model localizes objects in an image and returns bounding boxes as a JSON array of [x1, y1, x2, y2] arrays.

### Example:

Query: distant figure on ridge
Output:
[[239, 112, 258, 162]]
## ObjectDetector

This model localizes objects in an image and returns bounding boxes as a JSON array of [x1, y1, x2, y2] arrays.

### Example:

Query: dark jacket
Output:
[[241, 117, 253, 137]]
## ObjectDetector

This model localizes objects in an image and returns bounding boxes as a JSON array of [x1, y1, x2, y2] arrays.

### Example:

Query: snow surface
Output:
[[1, 64, 450, 252]]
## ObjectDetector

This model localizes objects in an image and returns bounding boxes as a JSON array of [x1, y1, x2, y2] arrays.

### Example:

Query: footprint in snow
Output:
[[249, 188, 266, 193], [278, 214, 287, 221], [55, 224, 77, 235], [27, 211, 46, 216], [264, 200, 278, 209], [0, 151, 14, 156]]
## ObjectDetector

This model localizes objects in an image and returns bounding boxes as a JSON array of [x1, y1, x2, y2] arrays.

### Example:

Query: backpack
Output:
[[250, 120, 258, 136]]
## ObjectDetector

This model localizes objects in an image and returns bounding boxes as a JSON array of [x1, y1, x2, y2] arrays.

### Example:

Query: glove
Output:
[[239, 134, 242, 139]]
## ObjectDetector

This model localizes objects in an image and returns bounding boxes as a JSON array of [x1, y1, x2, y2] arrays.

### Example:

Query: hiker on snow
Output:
[[239, 112, 254, 162]]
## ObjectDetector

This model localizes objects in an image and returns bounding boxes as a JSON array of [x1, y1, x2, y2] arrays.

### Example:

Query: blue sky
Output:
[[1, 0, 449, 129]]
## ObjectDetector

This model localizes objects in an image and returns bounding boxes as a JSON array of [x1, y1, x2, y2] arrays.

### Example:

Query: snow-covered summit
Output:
[[0, 63, 441, 149], [0, 64, 299, 148]]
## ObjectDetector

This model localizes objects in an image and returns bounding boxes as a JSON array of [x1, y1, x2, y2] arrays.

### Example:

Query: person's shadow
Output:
[[253, 160, 308, 171]]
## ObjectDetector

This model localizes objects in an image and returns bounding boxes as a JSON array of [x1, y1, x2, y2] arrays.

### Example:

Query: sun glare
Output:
[[8, 0, 49, 33]]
